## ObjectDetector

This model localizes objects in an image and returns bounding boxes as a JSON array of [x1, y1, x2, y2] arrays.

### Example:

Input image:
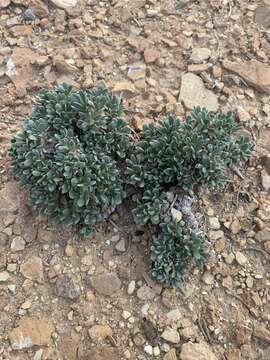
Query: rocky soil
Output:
[[0, 0, 270, 359]]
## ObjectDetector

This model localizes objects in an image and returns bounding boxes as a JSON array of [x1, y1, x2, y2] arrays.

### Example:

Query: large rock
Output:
[[9, 317, 54, 350], [20, 256, 44, 283], [55, 275, 81, 300], [180, 342, 218, 360], [179, 73, 219, 111], [90, 273, 121, 296], [255, 5, 270, 27], [222, 60, 270, 93], [190, 48, 211, 63], [0, 0, 10, 8], [50, 0, 77, 9]]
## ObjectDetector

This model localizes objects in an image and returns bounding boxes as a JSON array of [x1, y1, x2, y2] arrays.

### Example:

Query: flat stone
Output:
[[112, 81, 137, 98], [161, 327, 180, 344], [208, 217, 220, 230], [164, 349, 177, 360], [144, 48, 160, 63], [166, 309, 182, 322], [88, 324, 113, 342], [137, 284, 156, 301], [55, 275, 81, 299], [202, 271, 214, 285], [50, 0, 77, 9], [115, 238, 126, 252], [180, 341, 218, 360], [0, 0, 10, 8], [9, 317, 54, 350], [223, 60, 270, 93], [179, 73, 219, 112], [255, 5, 270, 27], [20, 256, 44, 283], [235, 252, 247, 266], [90, 272, 121, 296], [11, 236, 25, 252], [255, 228, 270, 242], [190, 48, 211, 63], [0, 271, 10, 282]]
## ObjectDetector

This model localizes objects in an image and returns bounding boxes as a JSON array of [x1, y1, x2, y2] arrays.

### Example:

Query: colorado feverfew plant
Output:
[[10, 84, 130, 237], [10, 85, 252, 287]]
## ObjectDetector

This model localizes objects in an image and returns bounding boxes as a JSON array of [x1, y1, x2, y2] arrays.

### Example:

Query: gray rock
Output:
[[161, 327, 180, 344], [255, 5, 270, 27], [55, 275, 81, 299], [137, 285, 156, 301], [11, 236, 25, 252], [0, 271, 9, 282], [24, 9, 36, 21], [190, 48, 211, 64], [115, 238, 126, 252], [179, 73, 219, 112], [90, 272, 121, 296]]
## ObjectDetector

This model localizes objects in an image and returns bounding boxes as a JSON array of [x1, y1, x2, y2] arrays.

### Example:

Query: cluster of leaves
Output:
[[10, 84, 130, 236], [126, 107, 252, 193], [10, 85, 252, 288], [127, 107, 252, 285], [151, 221, 207, 287]]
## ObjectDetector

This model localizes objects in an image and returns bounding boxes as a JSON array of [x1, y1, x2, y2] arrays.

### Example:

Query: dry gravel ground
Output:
[[0, 0, 270, 359]]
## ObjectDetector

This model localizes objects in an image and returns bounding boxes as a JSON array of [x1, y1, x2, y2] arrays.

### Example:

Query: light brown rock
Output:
[[112, 81, 137, 98], [88, 324, 113, 342], [161, 327, 180, 344], [255, 228, 270, 242], [180, 342, 217, 360], [190, 48, 211, 63], [9, 317, 54, 350], [20, 256, 44, 283], [0, 0, 10, 8], [179, 73, 219, 112], [144, 48, 160, 64], [163, 349, 177, 360], [90, 273, 121, 296], [223, 60, 270, 93]]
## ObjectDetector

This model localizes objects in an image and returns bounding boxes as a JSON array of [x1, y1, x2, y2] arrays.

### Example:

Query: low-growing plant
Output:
[[10, 84, 130, 236], [151, 221, 207, 287], [10, 85, 252, 288], [126, 107, 252, 192]]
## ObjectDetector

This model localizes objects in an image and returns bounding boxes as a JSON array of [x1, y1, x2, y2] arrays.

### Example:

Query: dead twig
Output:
[[243, 247, 269, 260], [225, 291, 257, 318], [231, 164, 245, 179]]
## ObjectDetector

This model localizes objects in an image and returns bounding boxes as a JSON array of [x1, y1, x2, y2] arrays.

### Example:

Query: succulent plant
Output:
[[151, 221, 207, 287], [10, 84, 130, 236]]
